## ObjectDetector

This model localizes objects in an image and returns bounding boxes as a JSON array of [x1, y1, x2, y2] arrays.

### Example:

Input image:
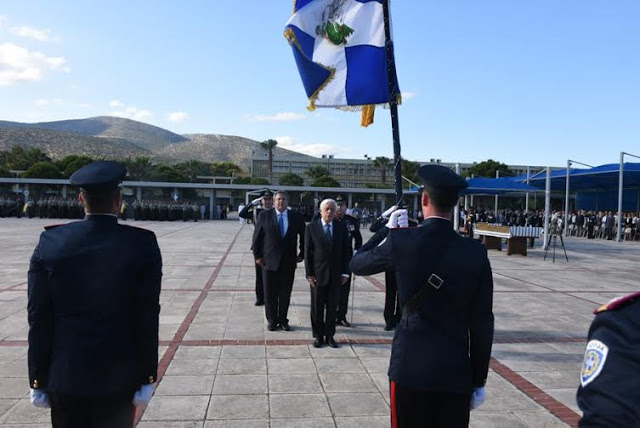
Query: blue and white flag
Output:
[[284, 0, 400, 118]]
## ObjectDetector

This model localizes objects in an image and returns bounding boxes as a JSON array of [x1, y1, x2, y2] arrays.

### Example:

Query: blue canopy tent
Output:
[[517, 163, 640, 192], [461, 177, 544, 195]]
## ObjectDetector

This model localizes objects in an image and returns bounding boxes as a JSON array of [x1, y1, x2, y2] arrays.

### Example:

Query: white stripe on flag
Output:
[[313, 38, 348, 106]]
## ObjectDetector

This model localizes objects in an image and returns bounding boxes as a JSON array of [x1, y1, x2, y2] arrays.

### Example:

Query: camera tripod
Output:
[[543, 227, 569, 263]]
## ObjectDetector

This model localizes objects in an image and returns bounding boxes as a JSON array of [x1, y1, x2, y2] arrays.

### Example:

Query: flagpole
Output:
[[382, 0, 403, 207]]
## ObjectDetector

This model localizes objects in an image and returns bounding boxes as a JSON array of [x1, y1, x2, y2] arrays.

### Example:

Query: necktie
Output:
[[325, 223, 332, 244], [278, 214, 285, 237]]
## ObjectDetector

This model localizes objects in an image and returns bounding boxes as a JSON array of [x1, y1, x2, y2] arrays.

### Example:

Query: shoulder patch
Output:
[[581, 339, 609, 387], [594, 291, 640, 314], [44, 224, 64, 231]]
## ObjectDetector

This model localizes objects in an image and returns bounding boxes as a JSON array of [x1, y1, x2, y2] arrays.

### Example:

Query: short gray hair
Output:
[[319, 198, 337, 211]]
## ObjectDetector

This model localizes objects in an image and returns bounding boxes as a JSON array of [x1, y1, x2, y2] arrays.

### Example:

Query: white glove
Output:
[[470, 386, 486, 410], [386, 209, 408, 229], [133, 383, 155, 407], [30, 389, 50, 409], [250, 197, 261, 206], [381, 205, 398, 219]]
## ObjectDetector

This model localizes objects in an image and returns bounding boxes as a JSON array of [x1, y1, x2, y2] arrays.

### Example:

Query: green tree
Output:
[[175, 160, 211, 182], [5, 147, 51, 171], [260, 139, 278, 184], [279, 172, 304, 186], [151, 165, 184, 182], [312, 175, 340, 187], [401, 159, 420, 188], [211, 162, 243, 177], [250, 177, 270, 185], [465, 159, 512, 178], [373, 156, 393, 184], [57, 155, 94, 178], [0, 165, 13, 178], [305, 165, 331, 180], [21, 162, 62, 179], [125, 157, 155, 181]]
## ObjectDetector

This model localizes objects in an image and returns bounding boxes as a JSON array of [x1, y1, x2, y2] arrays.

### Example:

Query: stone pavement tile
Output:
[[220, 345, 265, 359], [547, 388, 580, 412], [155, 375, 215, 396], [185, 324, 227, 340], [166, 358, 218, 376], [212, 375, 267, 395], [309, 346, 356, 359], [207, 395, 269, 420], [319, 372, 378, 393], [142, 395, 209, 421], [138, 422, 204, 428], [314, 357, 367, 373], [266, 345, 311, 359], [0, 399, 19, 416], [270, 418, 335, 428], [0, 399, 50, 424], [335, 416, 389, 428], [268, 358, 317, 374], [514, 410, 572, 428], [204, 420, 269, 428], [470, 412, 531, 427], [175, 346, 222, 359], [269, 373, 323, 394], [0, 377, 29, 398], [0, 359, 27, 377], [326, 393, 389, 417], [217, 358, 266, 376], [523, 370, 578, 390], [269, 394, 332, 418], [359, 357, 390, 374], [369, 373, 391, 403], [351, 344, 391, 358]]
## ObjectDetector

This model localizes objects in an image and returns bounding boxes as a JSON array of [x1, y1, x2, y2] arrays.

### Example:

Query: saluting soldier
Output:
[[334, 198, 362, 327], [350, 165, 494, 427], [27, 161, 162, 427], [577, 291, 640, 426], [238, 189, 274, 305]]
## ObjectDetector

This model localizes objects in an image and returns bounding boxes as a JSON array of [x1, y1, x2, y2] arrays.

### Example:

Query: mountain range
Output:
[[0, 116, 311, 169]]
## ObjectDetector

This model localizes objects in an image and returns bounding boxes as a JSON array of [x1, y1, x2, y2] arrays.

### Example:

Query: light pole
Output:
[[617, 152, 640, 242], [564, 160, 593, 237]]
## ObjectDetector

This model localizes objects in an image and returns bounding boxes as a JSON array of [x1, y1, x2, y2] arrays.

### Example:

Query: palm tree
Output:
[[127, 157, 154, 181], [305, 165, 331, 181], [260, 139, 278, 184], [373, 156, 392, 184]]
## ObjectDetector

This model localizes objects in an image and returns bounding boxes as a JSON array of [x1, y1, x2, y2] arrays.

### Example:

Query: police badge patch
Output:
[[581, 340, 609, 387]]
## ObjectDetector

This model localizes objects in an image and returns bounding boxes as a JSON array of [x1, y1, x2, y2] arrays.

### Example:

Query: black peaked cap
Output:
[[70, 161, 127, 192], [417, 165, 468, 191]]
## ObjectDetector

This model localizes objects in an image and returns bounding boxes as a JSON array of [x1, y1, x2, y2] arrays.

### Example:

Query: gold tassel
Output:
[[361, 105, 375, 127]]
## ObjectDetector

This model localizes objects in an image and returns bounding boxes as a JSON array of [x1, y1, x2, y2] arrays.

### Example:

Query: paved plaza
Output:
[[0, 217, 639, 427]]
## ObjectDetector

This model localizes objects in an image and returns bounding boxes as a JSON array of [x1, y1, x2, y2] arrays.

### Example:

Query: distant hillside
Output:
[[155, 134, 312, 167], [0, 128, 149, 160], [0, 116, 188, 152], [0, 116, 314, 167]]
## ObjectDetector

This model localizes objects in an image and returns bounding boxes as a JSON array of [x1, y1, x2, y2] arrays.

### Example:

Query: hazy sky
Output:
[[1, 1, 638, 167]]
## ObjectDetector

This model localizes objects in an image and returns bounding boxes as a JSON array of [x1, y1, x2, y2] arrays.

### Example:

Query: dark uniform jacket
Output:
[[577, 292, 640, 427], [27, 215, 162, 395], [338, 214, 362, 251], [304, 219, 351, 287], [350, 218, 494, 393], [253, 209, 305, 271]]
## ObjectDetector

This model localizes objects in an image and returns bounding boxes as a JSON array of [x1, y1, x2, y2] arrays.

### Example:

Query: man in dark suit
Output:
[[350, 165, 494, 428], [253, 191, 305, 331], [305, 199, 351, 348], [238, 189, 273, 306], [334, 199, 362, 327], [27, 161, 162, 428]]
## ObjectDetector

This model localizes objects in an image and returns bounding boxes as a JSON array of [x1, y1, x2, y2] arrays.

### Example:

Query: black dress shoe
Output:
[[383, 324, 395, 331], [267, 323, 278, 331], [326, 337, 338, 348], [337, 319, 352, 327], [254, 300, 264, 306], [313, 338, 323, 348], [280, 322, 291, 331]]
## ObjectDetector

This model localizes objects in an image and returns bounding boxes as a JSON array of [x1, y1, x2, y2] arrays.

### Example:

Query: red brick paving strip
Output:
[[134, 224, 246, 425], [490, 357, 581, 427]]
